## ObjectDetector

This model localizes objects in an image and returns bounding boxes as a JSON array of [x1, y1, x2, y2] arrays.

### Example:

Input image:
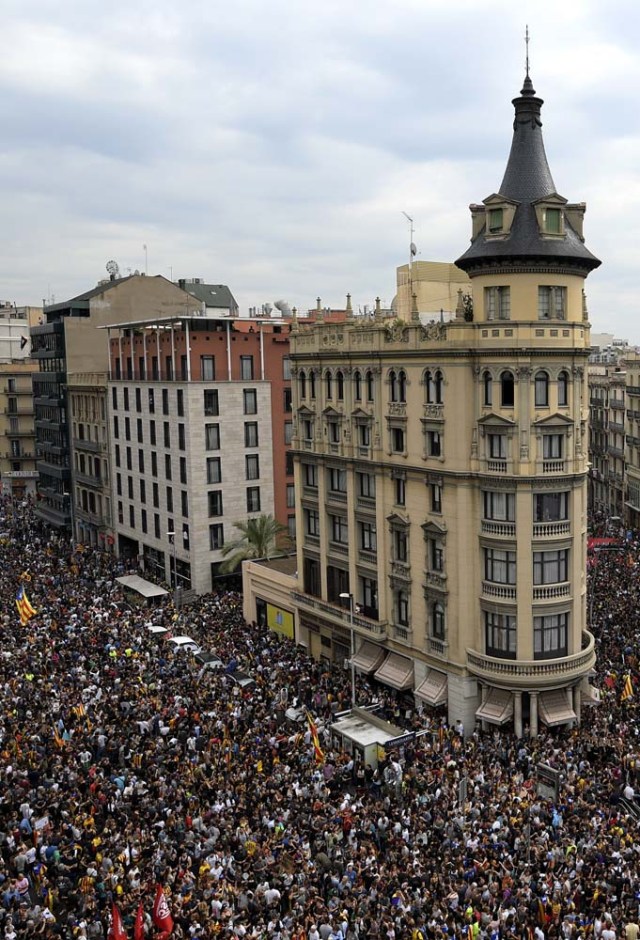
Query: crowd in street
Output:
[[2, 498, 640, 939]]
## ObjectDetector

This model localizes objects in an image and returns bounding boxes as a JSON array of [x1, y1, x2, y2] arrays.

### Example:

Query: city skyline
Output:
[[2, 0, 640, 336]]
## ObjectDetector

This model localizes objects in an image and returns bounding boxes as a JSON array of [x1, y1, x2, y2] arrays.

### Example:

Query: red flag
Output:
[[152, 884, 174, 936], [107, 901, 127, 940], [134, 902, 144, 940]]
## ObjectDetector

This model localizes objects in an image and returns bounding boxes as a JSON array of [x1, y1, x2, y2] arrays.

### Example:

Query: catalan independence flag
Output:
[[305, 709, 325, 765], [621, 673, 634, 703], [15, 584, 36, 626]]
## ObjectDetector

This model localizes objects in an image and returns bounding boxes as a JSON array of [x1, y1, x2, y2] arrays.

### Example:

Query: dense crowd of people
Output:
[[1, 497, 640, 939]]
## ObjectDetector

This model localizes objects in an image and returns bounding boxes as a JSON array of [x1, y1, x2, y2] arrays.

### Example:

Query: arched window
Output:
[[389, 370, 398, 402], [483, 371, 493, 406], [336, 370, 344, 401], [325, 371, 333, 400], [354, 370, 362, 401], [298, 370, 307, 400], [366, 370, 374, 402], [558, 370, 569, 407], [432, 602, 445, 639], [535, 371, 549, 408], [398, 370, 407, 403], [309, 371, 316, 400], [426, 369, 444, 404], [501, 371, 514, 407]]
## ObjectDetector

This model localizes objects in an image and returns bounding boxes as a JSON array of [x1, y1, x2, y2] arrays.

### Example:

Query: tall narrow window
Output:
[[500, 371, 514, 407], [535, 371, 549, 407], [485, 286, 510, 321], [483, 371, 493, 406], [558, 370, 569, 407]]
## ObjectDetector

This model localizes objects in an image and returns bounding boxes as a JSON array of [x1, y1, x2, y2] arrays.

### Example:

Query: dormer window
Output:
[[542, 207, 563, 234], [488, 208, 504, 233]]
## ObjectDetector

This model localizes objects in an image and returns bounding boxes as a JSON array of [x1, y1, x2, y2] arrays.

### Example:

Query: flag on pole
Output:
[[107, 901, 128, 940], [134, 902, 145, 940], [305, 710, 325, 764], [152, 883, 174, 937], [621, 673, 634, 703], [15, 584, 36, 626]]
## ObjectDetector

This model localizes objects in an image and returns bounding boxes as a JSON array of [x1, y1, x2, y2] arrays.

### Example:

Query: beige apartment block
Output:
[[624, 355, 640, 528], [243, 68, 601, 736], [588, 367, 626, 519], [0, 360, 39, 498]]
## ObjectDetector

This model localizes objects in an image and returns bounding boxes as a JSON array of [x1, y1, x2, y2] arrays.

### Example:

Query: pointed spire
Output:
[[521, 24, 536, 96], [374, 297, 383, 321]]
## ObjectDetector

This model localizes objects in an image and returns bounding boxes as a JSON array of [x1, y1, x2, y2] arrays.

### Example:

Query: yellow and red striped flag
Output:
[[305, 710, 325, 764], [15, 584, 36, 626], [621, 674, 634, 703]]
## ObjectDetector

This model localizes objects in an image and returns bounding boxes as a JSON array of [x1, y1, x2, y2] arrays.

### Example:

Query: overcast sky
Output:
[[2, 0, 640, 338]]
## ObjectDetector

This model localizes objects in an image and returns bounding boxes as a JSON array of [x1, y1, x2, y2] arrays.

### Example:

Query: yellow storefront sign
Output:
[[267, 603, 294, 640]]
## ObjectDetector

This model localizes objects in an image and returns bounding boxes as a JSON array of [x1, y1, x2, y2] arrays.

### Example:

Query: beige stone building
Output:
[[246, 68, 601, 735], [587, 367, 626, 519], [0, 360, 39, 499]]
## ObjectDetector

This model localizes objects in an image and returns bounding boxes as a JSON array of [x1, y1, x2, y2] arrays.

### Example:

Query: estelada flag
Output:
[[15, 584, 36, 626], [305, 709, 325, 765], [621, 673, 634, 703], [134, 902, 144, 940], [107, 901, 127, 940], [152, 883, 174, 936]]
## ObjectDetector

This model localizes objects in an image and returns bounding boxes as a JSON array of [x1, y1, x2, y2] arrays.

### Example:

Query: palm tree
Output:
[[219, 513, 289, 573]]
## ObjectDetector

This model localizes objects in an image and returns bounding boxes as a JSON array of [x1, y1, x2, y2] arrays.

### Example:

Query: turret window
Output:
[[483, 371, 493, 406], [485, 286, 510, 321], [485, 611, 516, 659], [488, 208, 504, 233], [558, 370, 569, 407], [538, 286, 566, 319], [543, 208, 563, 234]]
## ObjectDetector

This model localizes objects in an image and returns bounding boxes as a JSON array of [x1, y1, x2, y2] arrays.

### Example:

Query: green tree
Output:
[[219, 513, 289, 573]]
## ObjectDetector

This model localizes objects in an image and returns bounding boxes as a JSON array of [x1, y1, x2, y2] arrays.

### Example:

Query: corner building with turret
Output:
[[289, 70, 600, 736]]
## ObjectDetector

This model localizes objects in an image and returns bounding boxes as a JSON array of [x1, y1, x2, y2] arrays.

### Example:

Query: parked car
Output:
[[147, 625, 170, 639], [195, 651, 224, 677], [168, 635, 201, 654], [229, 670, 255, 689]]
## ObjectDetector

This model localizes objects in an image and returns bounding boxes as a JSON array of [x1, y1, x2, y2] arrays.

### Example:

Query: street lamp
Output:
[[339, 592, 357, 708], [167, 531, 177, 590]]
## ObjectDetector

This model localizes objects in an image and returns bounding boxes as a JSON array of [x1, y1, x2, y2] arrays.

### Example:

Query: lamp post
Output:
[[167, 531, 177, 592], [339, 591, 356, 708]]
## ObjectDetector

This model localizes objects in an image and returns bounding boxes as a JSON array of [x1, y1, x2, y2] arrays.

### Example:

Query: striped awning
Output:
[[375, 653, 414, 691], [476, 687, 513, 725], [351, 642, 386, 674], [415, 669, 448, 706], [539, 690, 577, 727]]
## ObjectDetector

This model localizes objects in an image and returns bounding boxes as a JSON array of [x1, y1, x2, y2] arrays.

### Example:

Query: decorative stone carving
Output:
[[321, 333, 344, 348], [384, 320, 409, 343], [420, 321, 447, 341]]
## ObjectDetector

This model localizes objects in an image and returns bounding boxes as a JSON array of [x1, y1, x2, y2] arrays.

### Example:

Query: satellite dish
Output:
[[106, 260, 120, 279]]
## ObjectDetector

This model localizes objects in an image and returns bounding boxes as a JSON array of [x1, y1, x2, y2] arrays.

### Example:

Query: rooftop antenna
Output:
[[525, 24, 530, 78], [402, 211, 417, 317]]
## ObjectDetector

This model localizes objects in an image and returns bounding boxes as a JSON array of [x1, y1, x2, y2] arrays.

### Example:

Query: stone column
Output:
[[514, 691, 523, 738], [573, 683, 581, 725], [530, 691, 539, 737]]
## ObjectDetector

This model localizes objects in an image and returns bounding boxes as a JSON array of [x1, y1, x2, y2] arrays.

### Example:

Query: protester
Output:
[[1, 497, 640, 939]]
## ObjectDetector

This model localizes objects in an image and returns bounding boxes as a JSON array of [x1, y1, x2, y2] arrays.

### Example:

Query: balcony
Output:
[[542, 460, 565, 473], [359, 550, 377, 566], [481, 581, 517, 600], [392, 624, 413, 644], [609, 446, 624, 459], [424, 571, 447, 591], [481, 520, 516, 538], [486, 459, 508, 473], [3, 407, 33, 416], [2, 452, 35, 461], [611, 399, 625, 411], [390, 560, 411, 579], [610, 421, 625, 434], [356, 495, 376, 512], [75, 471, 103, 488], [328, 540, 348, 556], [467, 630, 596, 689], [3, 385, 32, 395], [73, 438, 105, 454], [423, 404, 444, 420], [5, 428, 35, 438], [532, 520, 571, 538], [326, 489, 347, 504], [388, 403, 407, 417], [427, 636, 448, 660], [532, 582, 571, 601], [291, 590, 387, 637]]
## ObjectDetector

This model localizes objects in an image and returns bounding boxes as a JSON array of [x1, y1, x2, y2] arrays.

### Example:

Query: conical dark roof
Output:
[[456, 72, 600, 274]]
